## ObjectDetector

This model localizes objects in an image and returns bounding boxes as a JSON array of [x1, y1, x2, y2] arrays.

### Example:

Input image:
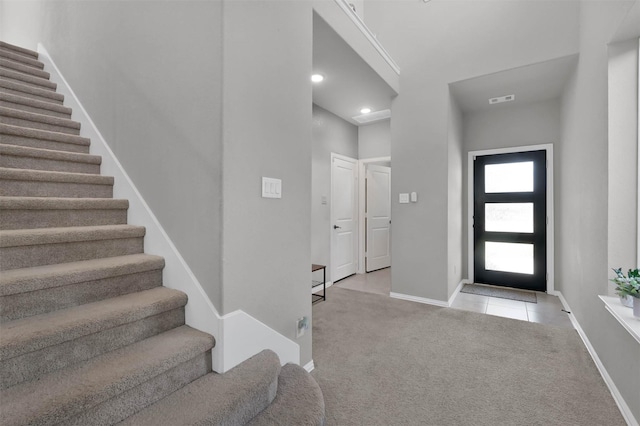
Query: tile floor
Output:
[[334, 268, 574, 329]]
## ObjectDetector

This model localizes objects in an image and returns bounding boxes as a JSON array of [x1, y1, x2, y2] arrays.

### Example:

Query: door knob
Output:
[[333, 225, 341, 229]]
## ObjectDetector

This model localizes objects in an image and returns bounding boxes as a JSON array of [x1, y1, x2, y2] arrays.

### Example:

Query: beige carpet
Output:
[[312, 287, 624, 426]]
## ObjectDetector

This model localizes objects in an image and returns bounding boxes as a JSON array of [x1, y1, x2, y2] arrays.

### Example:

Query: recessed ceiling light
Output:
[[360, 107, 372, 114], [311, 74, 324, 83]]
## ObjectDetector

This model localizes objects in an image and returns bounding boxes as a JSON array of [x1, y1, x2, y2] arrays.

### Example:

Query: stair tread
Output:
[[0, 42, 39, 59], [0, 92, 71, 115], [249, 364, 326, 426], [0, 253, 161, 296], [0, 67, 56, 90], [0, 105, 79, 129], [0, 49, 44, 70], [0, 196, 126, 210], [0, 78, 63, 102], [0, 123, 89, 146], [0, 224, 145, 248], [0, 143, 100, 164], [0, 287, 187, 361], [0, 325, 214, 426], [0, 167, 113, 184], [0, 59, 50, 80], [120, 349, 280, 426]]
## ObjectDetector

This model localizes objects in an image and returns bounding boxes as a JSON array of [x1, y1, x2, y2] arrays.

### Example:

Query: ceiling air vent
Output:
[[352, 109, 391, 124], [489, 94, 515, 105]]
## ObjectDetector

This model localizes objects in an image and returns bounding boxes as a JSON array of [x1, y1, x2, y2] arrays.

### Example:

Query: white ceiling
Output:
[[450, 54, 579, 114], [312, 13, 397, 126]]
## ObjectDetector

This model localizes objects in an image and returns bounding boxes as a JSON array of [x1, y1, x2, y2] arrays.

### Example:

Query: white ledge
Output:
[[599, 296, 640, 344], [334, 0, 401, 75]]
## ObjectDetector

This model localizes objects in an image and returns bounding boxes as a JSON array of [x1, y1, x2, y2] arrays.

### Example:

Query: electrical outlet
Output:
[[296, 316, 309, 338]]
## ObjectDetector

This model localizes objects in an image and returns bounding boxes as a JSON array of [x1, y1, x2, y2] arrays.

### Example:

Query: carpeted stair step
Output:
[[0, 168, 113, 198], [0, 106, 80, 135], [0, 47, 44, 70], [0, 197, 127, 230], [249, 364, 326, 426], [0, 67, 56, 92], [0, 124, 89, 153], [0, 325, 214, 426], [0, 224, 145, 270], [120, 349, 281, 426], [0, 287, 186, 389], [0, 92, 71, 119], [0, 58, 50, 80], [0, 42, 39, 61], [0, 144, 100, 174], [0, 254, 164, 322], [0, 78, 64, 105]]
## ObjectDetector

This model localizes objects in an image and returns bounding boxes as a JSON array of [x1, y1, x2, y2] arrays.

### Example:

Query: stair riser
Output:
[[0, 237, 143, 270], [0, 49, 43, 70], [0, 116, 80, 135], [0, 180, 113, 198], [0, 134, 90, 154], [62, 352, 211, 426], [0, 60, 50, 80], [0, 71, 56, 92], [0, 208, 127, 230], [0, 154, 99, 174], [0, 269, 162, 322], [0, 99, 71, 119], [0, 307, 184, 389], [0, 85, 64, 105]]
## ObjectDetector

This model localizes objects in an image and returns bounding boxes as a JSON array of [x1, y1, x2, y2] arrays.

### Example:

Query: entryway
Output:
[[468, 145, 554, 293]]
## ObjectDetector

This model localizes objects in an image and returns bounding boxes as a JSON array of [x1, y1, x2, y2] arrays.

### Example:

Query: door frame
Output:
[[358, 156, 391, 274], [330, 152, 359, 282], [467, 144, 555, 294]]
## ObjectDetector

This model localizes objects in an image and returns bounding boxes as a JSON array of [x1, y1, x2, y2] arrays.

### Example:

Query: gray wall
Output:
[[608, 37, 639, 275], [1, 0, 224, 307], [358, 119, 391, 159], [558, 1, 640, 419], [221, 0, 313, 364], [311, 104, 359, 283], [365, 0, 579, 301], [447, 96, 464, 295], [461, 98, 563, 278]]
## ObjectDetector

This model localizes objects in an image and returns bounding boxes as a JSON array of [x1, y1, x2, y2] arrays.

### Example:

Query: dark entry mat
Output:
[[461, 283, 537, 303]]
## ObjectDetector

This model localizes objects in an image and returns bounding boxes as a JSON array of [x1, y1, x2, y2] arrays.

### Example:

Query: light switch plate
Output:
[[410, 192, 418, 202], [262, 177, 282, 199], [399, 193, 409, 204]]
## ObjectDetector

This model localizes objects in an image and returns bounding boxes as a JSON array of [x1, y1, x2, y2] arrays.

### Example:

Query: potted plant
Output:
[[610, 268, 640, 316]]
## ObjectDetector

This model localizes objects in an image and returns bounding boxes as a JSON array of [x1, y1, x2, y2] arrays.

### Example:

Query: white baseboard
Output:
[[303, 360, 315, 372], [390, 292, 449, 307], [222, 311, 300, 372], [37, 44, 299, 375], [312, 281, 333, 294], [447, 279, 469, 306], [556, 292, 638, 426]]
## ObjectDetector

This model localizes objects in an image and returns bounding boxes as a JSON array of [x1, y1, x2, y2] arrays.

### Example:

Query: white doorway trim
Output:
[[358, 156, 391, 274], [467, 144, 555, 294]]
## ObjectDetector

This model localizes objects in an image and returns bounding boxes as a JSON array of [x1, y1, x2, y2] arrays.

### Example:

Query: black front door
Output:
[[473, 150, 547, 292]]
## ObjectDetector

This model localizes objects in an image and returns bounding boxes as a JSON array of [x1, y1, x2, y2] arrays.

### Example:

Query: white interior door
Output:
[[331, 154, 358, 282], [366, 164, 391, 272]]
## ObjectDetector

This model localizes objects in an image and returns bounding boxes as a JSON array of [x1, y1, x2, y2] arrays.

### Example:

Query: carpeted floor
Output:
[[311, 287, 625, 426]]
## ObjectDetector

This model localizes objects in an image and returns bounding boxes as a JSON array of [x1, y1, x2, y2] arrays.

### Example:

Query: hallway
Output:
[[334, 269, 573, 329]]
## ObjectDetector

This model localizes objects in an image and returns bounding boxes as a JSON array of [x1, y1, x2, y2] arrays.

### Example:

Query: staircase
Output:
[[0, 41, 324, 425]]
